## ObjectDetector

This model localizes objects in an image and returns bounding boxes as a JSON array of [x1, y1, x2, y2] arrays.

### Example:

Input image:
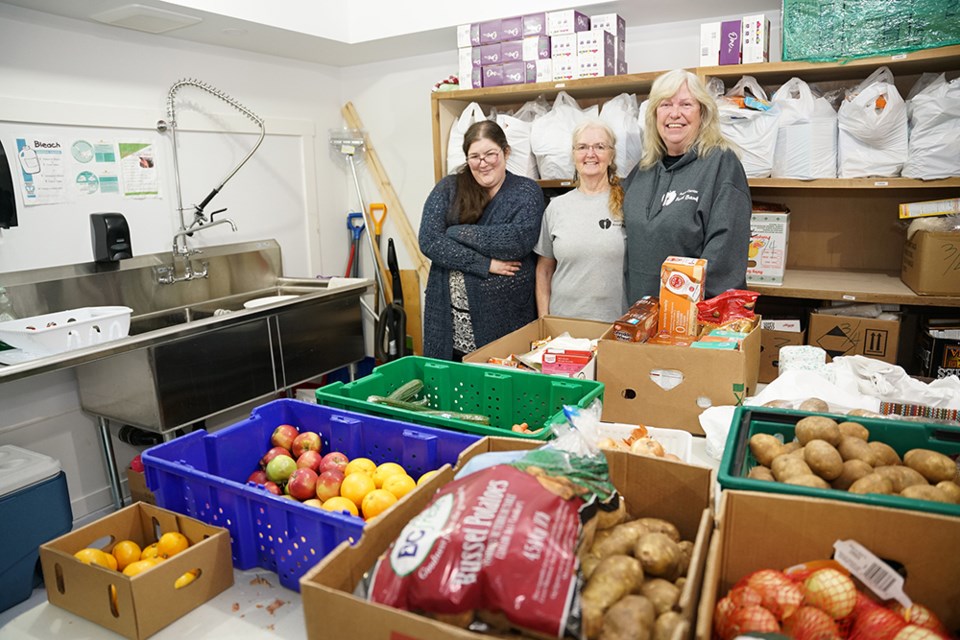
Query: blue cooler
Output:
[[0, 445, 72, 613]]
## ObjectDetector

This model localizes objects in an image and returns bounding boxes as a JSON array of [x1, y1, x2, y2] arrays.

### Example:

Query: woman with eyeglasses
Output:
[[623, 69, 751, 301], [533, 120, 627, 322], [419, 120, 545, 361]]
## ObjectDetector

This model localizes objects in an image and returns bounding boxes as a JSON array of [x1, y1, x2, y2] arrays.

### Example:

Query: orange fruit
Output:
[[74, 548, 115, 570], [361, 489, 398, 520], [417, 470, 439, 486], [382, 473, 416, 500], [157, 532, 189, 558], [122, 557, 162, 577], [174, 569, 200, 589], [321, 496, 359, 517], [340, 471, 376, 508], [372, 462, 406, 488], [141, 543, 160, 560], [112, 540, 142, 571], [344, 457, 376, 477]]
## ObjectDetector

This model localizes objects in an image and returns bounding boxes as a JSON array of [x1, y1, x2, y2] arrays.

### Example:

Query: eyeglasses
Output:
[[573, 143, 610, 153], [657, 100, 700, 114], [466, 149, 502, 166]]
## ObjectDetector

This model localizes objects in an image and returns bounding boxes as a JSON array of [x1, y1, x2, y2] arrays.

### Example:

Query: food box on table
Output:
[[39, 502, 233, 640], [316, 355, 605, 440], [300, 437, 715, 639], [141, 398, 482, 590]]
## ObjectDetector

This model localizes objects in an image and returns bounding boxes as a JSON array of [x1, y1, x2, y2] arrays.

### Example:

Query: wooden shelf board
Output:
[[750, 177, 960, 189], [749, 269, 960, 306]]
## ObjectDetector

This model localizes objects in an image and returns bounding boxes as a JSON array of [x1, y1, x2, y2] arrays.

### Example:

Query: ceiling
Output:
[[0, 0, 781, 67]]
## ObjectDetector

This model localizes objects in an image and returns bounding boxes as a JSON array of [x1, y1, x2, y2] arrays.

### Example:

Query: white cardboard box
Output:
[[746, 212, 790, 286], [699, 22, 721, 66], [741, 13, 771, 64]]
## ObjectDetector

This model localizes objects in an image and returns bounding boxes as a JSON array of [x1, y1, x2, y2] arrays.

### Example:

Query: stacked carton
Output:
[[699, 13, 771, 66]]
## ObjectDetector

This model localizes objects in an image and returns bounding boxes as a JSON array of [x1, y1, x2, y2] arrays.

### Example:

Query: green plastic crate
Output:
[[315, 356, 604, 440], [719, 406, 960, 517]]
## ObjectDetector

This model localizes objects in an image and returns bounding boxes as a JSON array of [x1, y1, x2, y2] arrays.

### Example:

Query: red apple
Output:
[[271, 424, 299, 451], [292, 431, 322, 458], [263, 481, 282, 495], [296, 450, 323, 473], [260, 446, 291, 469], [287, 468, 319, 501], [247, 469, 268, 485], [266, 454, 298, 484], [319, 451, 349, 475], [315, 469, 344, 502]]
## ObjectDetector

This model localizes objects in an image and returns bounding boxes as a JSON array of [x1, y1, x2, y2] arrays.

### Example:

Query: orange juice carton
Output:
[[659, 256, 708, 337]]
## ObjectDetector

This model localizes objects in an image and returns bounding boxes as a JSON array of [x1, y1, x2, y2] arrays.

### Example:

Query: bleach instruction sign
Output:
[[16, 137, 66, 206]]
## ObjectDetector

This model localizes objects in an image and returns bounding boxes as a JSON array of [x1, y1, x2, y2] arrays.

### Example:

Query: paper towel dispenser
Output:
[[0, 140, 18, 229]]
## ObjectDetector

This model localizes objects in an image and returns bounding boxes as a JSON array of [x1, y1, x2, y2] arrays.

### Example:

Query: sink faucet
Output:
[[157, 216, 238, 284]]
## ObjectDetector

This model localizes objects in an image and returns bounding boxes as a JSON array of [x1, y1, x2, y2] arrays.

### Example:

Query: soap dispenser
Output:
[[90, 213, 132, 262]]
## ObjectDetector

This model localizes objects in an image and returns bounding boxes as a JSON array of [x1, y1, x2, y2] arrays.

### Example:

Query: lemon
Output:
[[122, 557, 162, 577], [74, 548, 115, 570]]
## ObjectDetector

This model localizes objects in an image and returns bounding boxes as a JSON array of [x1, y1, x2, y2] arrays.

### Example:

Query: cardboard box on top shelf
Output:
[[917, 319, 960, 379], [807, 312, 900, 363], [301, 437, 715, 640], [758, 320, 805, 383], [740, 13, 771, 64], [39, 502, 233, 640], [719, 19, 742, 65], [901, 229, 960, 295], [699, 22, 721, 65], [697, 491, 960, 639]]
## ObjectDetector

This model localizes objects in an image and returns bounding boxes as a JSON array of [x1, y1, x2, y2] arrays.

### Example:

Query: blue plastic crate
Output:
[[141, 399, 481, 591]]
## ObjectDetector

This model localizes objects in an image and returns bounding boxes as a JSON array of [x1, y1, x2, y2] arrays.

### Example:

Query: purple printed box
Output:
[[590, 13, 625, 41], [525, 60, 537, 83], [617, 60, 628, 75], [500, 40, 523, 63], [616, 36, 625, 67], [480, 19, 501, 44], [472, 46, 482, 67], [522, 13, 546, 36], [482, 64, 504, 87], [457, 24, 480, 48], [480, 43, 501, 65], [719, 19, 742, 65], [500, 16, 522, 41], [502, 61, 526, 85], [522, 35, 551, 61], [547, 10, 590, 36]]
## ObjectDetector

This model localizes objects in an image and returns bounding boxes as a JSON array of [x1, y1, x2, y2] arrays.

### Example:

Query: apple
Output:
[[266, 454, 297, 484], [247, 469, 268, 485], [296, 450, 323, 473], [320, 451, 349, 475], [271, 424, 299, 451], [292, 431, 322, 458], [287, 468, 319, 501], [315, 469, 344, 502], [302, 498, 324, 508], [260, 446, 291, 470], [263, 481, 282, 496]]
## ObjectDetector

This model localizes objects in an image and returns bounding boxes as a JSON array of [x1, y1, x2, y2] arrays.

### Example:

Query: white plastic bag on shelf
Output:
[[771, 77, 838, 179], [496, 97, 549, 180], [837, 66, 908, 178], [530, 92, 598, 180], [599, 93, 641, 178], [446, 102, 488, 174], [903, 73, 960, 179], [717, 76, 781, 178]]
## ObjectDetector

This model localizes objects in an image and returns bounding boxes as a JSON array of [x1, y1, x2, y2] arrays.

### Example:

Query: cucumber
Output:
[[367, 395, 431, 412], [367, 395, 490, 425], [387, 379, 424, 402]]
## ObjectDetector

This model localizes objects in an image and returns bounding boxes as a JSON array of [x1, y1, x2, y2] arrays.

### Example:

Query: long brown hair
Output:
[[453, 120, 510, 224], [572, 120, 623, 220]]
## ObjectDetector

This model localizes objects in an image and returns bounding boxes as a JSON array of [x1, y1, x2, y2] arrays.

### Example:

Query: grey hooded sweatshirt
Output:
[[622, 147, 751, 303]]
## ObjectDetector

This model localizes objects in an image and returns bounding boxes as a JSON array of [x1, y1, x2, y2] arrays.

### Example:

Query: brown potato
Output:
[[795, 416, 842, 446], [831, 459, 874, 491], [763, 399, 793, 408], [581, 555, 645, 639], [636, 518, 681, 543], [597, 499, 628, 530], [640, 578, 680, 616], [904, 449, 958, 483], [600, 595, 655, 640], [653, 611, 683, 640], [782, 440, 803, 455], [804, 440, 844, 480], [837, 421, 870, 440], [848, 473, 894, 495], [772, 455, 813, 482], [868, 441, 902, 467], [798, 397, 830, 412], [748, 465, 775, 481], [674, 576, 686, 591], [837, 436, 878, 466], [935, 481, 960, 504], [784, 474, 831, 489], [873, 465, 928, 494], [749, 433, 785, 467], [635, 533, 681, 578], [847, 408, 883, 418], [900, 484, 954, 504], [673, 540, 694, 581]]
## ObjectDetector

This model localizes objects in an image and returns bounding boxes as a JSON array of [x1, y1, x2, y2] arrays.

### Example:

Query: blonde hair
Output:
[[571, 119, 624, 220], [639, 69, 735, 169]]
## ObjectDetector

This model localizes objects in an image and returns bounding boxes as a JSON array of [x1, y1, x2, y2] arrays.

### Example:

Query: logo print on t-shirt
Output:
[[598, 218, 612, 229]]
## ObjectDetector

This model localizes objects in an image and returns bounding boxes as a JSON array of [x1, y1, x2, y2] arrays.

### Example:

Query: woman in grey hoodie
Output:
[[622, 69, 751, 303]]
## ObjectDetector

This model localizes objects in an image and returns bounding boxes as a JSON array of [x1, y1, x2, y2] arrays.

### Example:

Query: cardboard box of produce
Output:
[[807, 312, 899, 363], [596, 325, 761, 435], [39, 502, 233, 640], [697, 491, 960, 639], [463, 315, 610, 379], [758, 326, 805, 383], [901, 229, 960, 295], [301, 436, 715, 640]]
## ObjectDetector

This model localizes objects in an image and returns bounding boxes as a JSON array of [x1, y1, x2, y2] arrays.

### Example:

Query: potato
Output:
[[673, 540, 694, 581], [868, 441, 902, 467], [597, 499, 628, 530], [640, 578, 680, 616], [584, 520, 650, 578], [581, 555, 645, 639], [772, 455, 813, 482], [831, 459, 874, 491], [653, 611, 683, 640], [904, 449, 958, 483], [804, 440, 844, 480], [935, 481, 960, 504], [749, 433, 785, 467], [674, 576, 686, 591], [900, 484, 954, 504], [635, 532, 681, 578], [784, 474, 831, 489], [636, 518, 681, 543], [837, 421, 869, 441], [600, 595, 655, 640], [873, 465, 927, 494], [782, 440, 803, 456], [795, 416, 842, 446], [763, 399, 793, 408], [848, 473, 894, 495], [798, 397, 830, 412], [747, 465, 775, 481], [837, 436, 878, 466], [847, 408, 883, 418]]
